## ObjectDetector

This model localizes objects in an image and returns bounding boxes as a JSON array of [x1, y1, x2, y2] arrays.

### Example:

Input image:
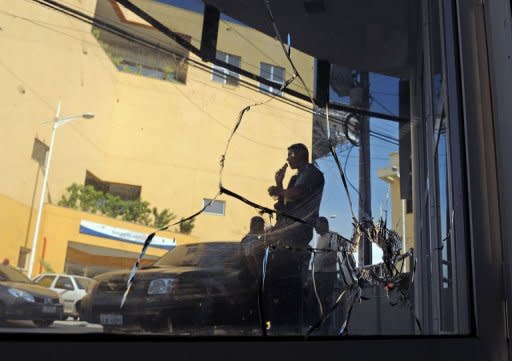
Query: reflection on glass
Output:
[[0, 0, 468, 338], [436, 118, 454, 332]]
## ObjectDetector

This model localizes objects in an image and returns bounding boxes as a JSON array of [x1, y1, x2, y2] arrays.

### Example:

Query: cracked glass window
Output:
[[0, 0, 470, 338]]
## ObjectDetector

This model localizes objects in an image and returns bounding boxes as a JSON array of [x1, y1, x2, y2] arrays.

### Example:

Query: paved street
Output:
[[0, 319, 103, 333]]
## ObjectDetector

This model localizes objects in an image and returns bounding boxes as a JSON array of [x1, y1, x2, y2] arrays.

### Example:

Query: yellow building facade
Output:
[[377, 152, 415, 255], [0, 0, 315, 276]]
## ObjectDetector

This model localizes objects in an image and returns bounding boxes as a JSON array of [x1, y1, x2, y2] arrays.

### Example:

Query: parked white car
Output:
[[32, 273, 94, 319]]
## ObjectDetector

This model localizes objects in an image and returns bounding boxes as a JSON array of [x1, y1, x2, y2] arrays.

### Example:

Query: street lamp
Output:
[[27, 102, 95, 278]]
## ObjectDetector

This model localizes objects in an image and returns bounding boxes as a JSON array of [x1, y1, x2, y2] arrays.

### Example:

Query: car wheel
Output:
[[33, 320, 54, 328]]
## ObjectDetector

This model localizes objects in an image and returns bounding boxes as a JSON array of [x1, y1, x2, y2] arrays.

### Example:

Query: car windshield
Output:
[[0, 265, 32, 283], [154, 243, 241, 268]]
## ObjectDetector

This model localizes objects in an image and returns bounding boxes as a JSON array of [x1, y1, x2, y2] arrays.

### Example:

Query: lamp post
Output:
[[27, 102, 94, 278]]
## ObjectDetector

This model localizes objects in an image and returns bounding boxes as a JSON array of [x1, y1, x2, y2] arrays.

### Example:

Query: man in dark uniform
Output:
[[265, 143, 325, 334]]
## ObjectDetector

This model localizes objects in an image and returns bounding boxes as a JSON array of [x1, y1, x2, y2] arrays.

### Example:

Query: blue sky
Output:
[[316, 73, 400, 263], [155, 0, 204, 12]]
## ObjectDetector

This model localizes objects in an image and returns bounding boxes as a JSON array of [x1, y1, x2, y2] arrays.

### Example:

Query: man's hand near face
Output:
[[274, 163, 288, 187]]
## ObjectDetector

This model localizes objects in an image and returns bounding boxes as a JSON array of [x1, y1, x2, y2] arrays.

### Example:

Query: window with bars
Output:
[[259, 62, 285, 95], [212, 51, 241, 86]]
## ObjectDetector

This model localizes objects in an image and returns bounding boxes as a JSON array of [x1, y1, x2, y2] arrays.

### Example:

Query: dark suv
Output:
[[79, 242, 259, 334]]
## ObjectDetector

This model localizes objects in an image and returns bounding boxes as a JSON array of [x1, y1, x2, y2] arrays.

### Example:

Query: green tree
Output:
[[178, 218, 195, 234], [121, 199, 152, 225], [58, 183, 102, 212], [79, 185, 103, 213], [58, 183, 194, 234], [152, 207, 176, 229], [58, 183, 81, 209], [98, 192, 124, 218]]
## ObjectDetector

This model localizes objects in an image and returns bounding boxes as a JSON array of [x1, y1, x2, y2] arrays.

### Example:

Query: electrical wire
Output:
[[121, 31, 300, 309], [24, 1, 415, 331], [263, 0, 315, 105], [28, 0, 402, 145], [370, 94, 397, 117], [56, 0, 308, 96], [343, 144, 360, 195]]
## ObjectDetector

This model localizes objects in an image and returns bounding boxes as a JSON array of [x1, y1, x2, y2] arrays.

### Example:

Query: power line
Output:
[[0, 7, 297, 150], [370, 94, 397, 117], [52, 0, 311, 95], [372, 90, 399, 97], [36, 0, 408, 123], [27, 0, 401, 145]]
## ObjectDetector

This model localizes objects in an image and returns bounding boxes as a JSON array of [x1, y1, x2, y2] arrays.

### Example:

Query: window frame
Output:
[[212, 50, 241, 86], [259, 62, 285, 95], [202, 198, 226, 216], [2, 1, 509, 359]]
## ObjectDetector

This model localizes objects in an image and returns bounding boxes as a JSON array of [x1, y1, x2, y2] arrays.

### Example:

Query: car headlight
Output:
[[8, 288, 35, 303], [147, 278, 175, 295]]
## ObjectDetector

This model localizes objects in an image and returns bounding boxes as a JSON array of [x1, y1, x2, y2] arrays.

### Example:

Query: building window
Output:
[[91, 1, 191, 84], [85, 171, 141, 201], [203, 199, 225, 215], [31, 138, 49, 166], [259, 62, 285, 95], [212, 51, 241, 86], [108, 182, 141, 201]]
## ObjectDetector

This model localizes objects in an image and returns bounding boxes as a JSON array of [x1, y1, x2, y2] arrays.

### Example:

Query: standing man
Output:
[[265, 143, 325, 335], [312, 217, 342, 334], [313, 216, 358, 335], [268, 143, 325, 248]]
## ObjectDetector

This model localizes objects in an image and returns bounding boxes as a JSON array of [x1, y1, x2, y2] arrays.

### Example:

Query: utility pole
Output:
[[355, 72, 372, 266], [27, 103, 94, 278]]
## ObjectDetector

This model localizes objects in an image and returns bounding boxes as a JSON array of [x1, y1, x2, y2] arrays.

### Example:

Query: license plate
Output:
[[100, 314, 123, 326], [42, 305, 56, 314]]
